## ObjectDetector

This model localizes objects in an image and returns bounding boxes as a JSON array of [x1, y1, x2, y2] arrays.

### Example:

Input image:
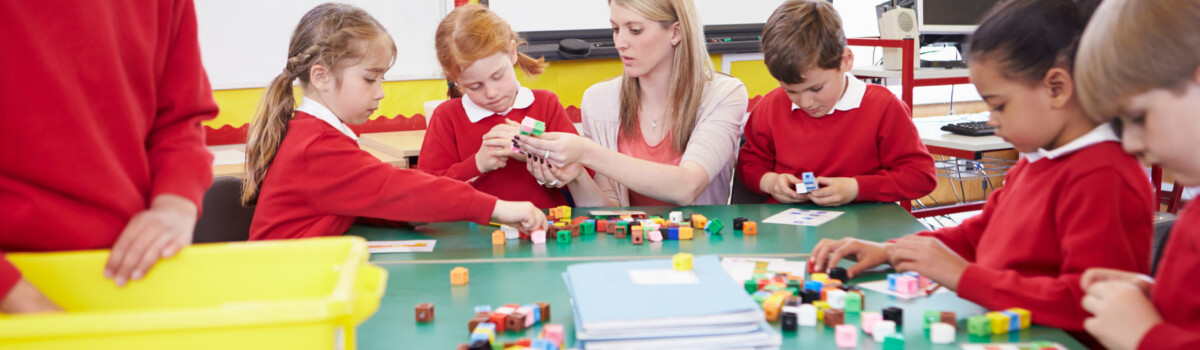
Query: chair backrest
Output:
[[193, 176, 255, 243], [728, 136, 769, 204], [1150, 212, 1177, 275]]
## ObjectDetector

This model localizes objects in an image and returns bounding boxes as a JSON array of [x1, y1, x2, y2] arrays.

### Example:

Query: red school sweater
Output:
[[1138, 202, 1200, 350], [918, 142, 1153, 331], [0, 1, 218, 296], [738, 86, 936, 203], [248, 113, 498, 240], [419, 89, 577, 208]]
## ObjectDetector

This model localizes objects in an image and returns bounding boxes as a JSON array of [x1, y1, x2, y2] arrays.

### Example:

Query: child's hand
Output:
[[809, 177, 858, 206], [514, 132, 592, 167], [809, 238, 891, 279], [1082, 281, 1162, 350], [888, 235, 968, 290], [104, 194, 196, 287], [1081, 268, 1154, 296], [491, 200, 547, 232], [759, 173, 809, 203], [475, 138, 514, 174], [0, 278, 62, 314]]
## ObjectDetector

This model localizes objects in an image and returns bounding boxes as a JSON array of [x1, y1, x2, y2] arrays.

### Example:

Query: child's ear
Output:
[[839, 47, 854, 72], [309, 63, 331, 92], [1044, 67, 1074, 109], [509, 40, 519, 64]]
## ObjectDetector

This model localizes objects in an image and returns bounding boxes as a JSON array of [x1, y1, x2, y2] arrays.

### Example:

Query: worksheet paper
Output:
[[762, 208, 845, 226], [857, 279, 952, 300]]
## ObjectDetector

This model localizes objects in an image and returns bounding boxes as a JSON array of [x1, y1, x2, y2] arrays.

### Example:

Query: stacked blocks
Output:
[[451, 267, 469, 285], [673, 252, 694, 271], [667, 226, 680, 240], [415, 303, 434, 322], [519, 117, 546, 136], [925, 310, 957, 329], [781, 306, 799, 331]]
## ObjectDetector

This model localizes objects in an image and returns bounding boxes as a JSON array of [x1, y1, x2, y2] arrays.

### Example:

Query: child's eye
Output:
[[1128, 113, 1146, 125], [809, 85, 824, 92], [492, 73, 503, 81], [992, 104, 1005, 112], [468, 84, 482, 91], [611, 27, 619, 34], [631, 29, 642, 35], [364, 78, 377, 83]]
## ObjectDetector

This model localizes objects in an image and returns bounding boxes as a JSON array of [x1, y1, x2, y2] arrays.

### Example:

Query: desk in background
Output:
[[208, 142, 407, 179]]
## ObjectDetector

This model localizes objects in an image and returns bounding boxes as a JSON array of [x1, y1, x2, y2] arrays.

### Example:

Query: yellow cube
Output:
[[559, 206, 572, 219], [811, 273, 829, 283], [987, 312, 1010, 335], [679, 226, 694, 240], [451, 266, 469, 285], [762, 293, 785, 322], [691, 214, 707, 229], [673, 252, 694, 271], [1008, 308, 1031, 329]]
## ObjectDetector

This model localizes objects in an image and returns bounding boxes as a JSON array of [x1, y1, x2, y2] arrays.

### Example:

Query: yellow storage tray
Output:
[[0, 236, 386, 350]]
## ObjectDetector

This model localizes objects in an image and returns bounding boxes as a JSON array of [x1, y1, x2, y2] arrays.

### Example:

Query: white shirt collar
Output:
[[792, 72, 866, 114], [1023, 123, 1119, 163], [462, 86, 536, 123], [296, 97, 357, 141]]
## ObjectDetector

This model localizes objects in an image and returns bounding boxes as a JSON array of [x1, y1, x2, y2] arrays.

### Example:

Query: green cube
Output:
[[882, 334, 905, 350], [925, 310, 941, 329], [967, 315, 991, 336], [745, 280, 758, 294], [844, 292, 862, 312], [580, 221, 595, 235], [556, 230, 570, 243], [704, 218, 724, 234]]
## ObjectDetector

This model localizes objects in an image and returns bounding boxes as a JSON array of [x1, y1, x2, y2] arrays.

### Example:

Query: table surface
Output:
[[348, 203, 1085, 349], [914, 114, 1014, 153], [358, 130, 426, 158], [851, 65, 971, 80]]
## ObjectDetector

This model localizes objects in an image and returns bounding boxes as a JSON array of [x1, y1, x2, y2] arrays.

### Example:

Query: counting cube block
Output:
[[743, 221, 758, 235], [835, 324, 858, 348], [468, 315, 489, 332], [941, 311, 957, 326], [597, 219, 608, 232], [931, 322, 955, 344], [679, 226, 694, 240], [488, 313, 507, 332], [872, 320, 896, 342], [673, 252, 693, 271], [501, 225, 520, 239], [415, 303, 434, 322], [763, 295, 784, 322], [828, 267, 849, 282], [615, 226, 627, 239], [581, 221, 595, 235], [648, 229, 663, 242], [505, 312, 526, 332], [667, 226, 679, 240], [556, 230, 570, 243], [744, 279, 758, 294], [519, 117, 546, 136], [826, 289, 847, 309], [844, 291, 862, 312], [861, 312, 882, 334], [802, 172, 818, 192], [986, 312, 1010, 335], [802, 289, 820, 304], [531, 230, 546, 244], [967, 315, 991, 336], [733, 217, 748, 230], [924, 310, 941, 329], [569, 224, 580, 237], [804, 280, 823, 292], [450, 267, 469, 285], [518, 306, 538, 327], [882, 333, 905, 350], [631, 229, 644, 245], [824, 308, 845, 327], [704, 218, 723, 234], [895, 275, 919, 294], [669, 211, 683, 223], [798, 304, 818, 326], [1008, 307, 1031, 329], [882, 307, 903, 328], [535, 302, 551, 323], [690, 214, 707, 229], [781, 307, 799, 331], [491, 230, 505, 245], [529, 339, 554, 350], [1002, 310, 1020, 332]]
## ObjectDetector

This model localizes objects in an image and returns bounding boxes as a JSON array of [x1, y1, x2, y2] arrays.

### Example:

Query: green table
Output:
[[348, 203, 1085, 349]]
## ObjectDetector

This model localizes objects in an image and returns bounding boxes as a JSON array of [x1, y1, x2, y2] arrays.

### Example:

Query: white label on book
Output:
[[627, 269, 700, 285]]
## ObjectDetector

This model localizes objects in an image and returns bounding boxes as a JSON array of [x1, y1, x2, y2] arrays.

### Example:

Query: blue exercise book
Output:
[[562, 255, 765, 335]]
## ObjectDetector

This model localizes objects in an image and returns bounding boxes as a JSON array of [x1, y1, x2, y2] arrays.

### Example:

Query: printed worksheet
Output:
[[761, 208, 844, 226]]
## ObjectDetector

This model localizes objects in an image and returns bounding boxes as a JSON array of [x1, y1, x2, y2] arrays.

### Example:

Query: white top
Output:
[[297, 97, 357, 141], [580, 73, 749, 206], [1023, 123, 1120, 163], [791, 73, 866, 115], [462, 86, 536, 123]]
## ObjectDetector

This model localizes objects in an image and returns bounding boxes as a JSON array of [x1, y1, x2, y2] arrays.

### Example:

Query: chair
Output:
[[728, 136, 769, 204], [193, 176, 256, 243], [1150, 212, 1177, 276]]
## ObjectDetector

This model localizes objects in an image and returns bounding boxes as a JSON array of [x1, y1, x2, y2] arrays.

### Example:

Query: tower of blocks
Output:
[[519, 117, 546, 137], [796, 171, 818, 194], [887, 271, 933, 295], [462, 302, 560, 350]]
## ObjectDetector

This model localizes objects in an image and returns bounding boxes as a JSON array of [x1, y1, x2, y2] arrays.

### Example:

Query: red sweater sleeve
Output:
[[147, 0, 218, 207], [1138, 323, 1200, 350], [737, 105, 776, 196], [304, 134, 497, 224], [1, 252, 19, 300], [418, 102, 484, 182], [954, 170, 1153, 331], [853, 99, 936, 202]]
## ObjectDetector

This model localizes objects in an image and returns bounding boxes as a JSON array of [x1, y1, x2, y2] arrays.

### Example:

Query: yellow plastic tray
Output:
[[0, 236, 386, 350]]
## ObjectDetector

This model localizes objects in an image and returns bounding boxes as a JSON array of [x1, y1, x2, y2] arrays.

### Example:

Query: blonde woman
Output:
[[516, 0, 748, 207]]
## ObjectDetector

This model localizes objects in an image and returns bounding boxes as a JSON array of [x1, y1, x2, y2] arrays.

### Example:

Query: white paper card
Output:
[[721, 257, 807, 282], [762, 208, 845, 227], [628, 269, 700, 285], [856, 279, 952, 300], [368, 240, 436, 253]]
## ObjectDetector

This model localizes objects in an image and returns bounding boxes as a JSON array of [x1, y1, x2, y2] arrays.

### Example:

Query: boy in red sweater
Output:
[[809, 0, 1154, 336], [1, 0, 218, 312], [1074, 0, 1200, 349], [244, 4, 545, 240], [422, 4, 586, 208], [738, 0, 936, 206]]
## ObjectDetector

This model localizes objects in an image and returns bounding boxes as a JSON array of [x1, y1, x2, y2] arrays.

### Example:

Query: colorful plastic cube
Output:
[[580, 221, 595, 235], [826, 289, 847, 309], [733, 217, 748, 230], [882, 333, 905, 350], [872, 320, 897, 342], [491, 230, 505, 245], [835, 324, 858, 348], [450, 267, 469, 285], [967, 315, 991, 336], [690, 214, 707, 229], [743, 221, 758, 235], [519, 117, 547, 136], [648, 229, 663, 242], [824, 308, 845, 327], [798, 304, 818, 326], [930, 322, 955, 344], [896, 275, 919, 294], [536, 302, 551, 323], [415, 303, 434, 322], [1002, 310, 1020, 332], [861, 312, 882, 335], [673, 252, 693, 271], [1008, 307, 1031, 329], [704, 218, 723, 234], [531, 230, 546, 244], [882, 307, 903, 328], [679, 226, 694, 240], [631, 228, 644, 245], [804, 280, 823, 292], [844, 291, 862, 312], [986, 312, 1010, 335], [781, 307, 798, 331], [669, 211, 683, 223]]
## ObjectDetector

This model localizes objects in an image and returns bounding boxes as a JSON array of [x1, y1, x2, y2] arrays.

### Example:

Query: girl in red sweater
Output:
[[1074, 0, 1200, 349], [808, 0, 1154, 335], [421, 4, 590, 208], [244, 4, 545, 240]]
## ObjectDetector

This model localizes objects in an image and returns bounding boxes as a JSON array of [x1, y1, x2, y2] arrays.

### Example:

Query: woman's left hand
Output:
[[514, 132, 591, 167]]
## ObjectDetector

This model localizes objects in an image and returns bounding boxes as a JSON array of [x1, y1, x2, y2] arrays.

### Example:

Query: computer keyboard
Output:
[[940, 121, 995, 136]]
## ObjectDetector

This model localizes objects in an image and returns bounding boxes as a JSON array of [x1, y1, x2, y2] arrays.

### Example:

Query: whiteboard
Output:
[[195, 0, 450, 90], [491, 0, 787, 33]]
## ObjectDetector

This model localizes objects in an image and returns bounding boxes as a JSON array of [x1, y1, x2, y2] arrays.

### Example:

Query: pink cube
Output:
[[542, 323, 565, 346], [896, 275, 919, 295], [518, 306, 536, 327], [861, 311, 883, 334], [531, 230, 546, 244], [648, 229, 663, 242], [835, 324, 858, 348]]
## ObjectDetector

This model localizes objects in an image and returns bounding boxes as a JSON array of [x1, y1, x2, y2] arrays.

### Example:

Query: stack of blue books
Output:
[[563, 255, 781, 349]]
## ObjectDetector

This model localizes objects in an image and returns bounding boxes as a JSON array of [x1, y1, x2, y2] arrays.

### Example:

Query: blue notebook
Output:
[[563, 255, 765, 335]]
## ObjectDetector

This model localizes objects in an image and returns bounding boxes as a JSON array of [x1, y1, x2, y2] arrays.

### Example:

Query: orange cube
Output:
[[492, 230, 505, 245], [450, 266, 469, 285], [679, 226, 694, 240], [744, 221, 758, 235]]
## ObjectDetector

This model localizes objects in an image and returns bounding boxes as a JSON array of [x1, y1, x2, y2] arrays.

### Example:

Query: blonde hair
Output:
[[435, 4, 546, 99], [612, 0, 713, 153], [1076, 0, 1200, 121], [243, 3, 397, 206]]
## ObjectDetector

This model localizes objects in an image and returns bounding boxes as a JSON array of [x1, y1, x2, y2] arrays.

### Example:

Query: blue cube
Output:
[[523, 304, 541, 325], [804, 280, 823, 291], [474, 305, 491, 314], [887, 273, 899, 291], [668, 226, 680, 240], [470, 332, 490, 342], [1002, 310, 1020, 332], [802, 172, 818, 192], [530, 339, 556, 350]]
